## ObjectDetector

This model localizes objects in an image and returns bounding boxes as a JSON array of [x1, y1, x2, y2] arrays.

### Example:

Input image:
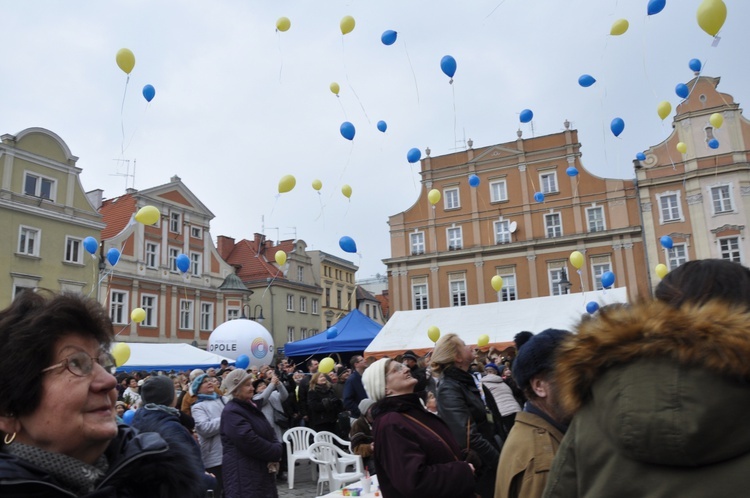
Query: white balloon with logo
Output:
[[208, 319, 274, 369]]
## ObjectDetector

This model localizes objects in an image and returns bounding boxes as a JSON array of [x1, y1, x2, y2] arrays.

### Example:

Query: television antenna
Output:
[[111, 158, 136, 190]]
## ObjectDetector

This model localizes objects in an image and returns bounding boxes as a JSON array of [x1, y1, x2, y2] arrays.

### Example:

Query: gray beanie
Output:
[[141, 376, 176, 407]]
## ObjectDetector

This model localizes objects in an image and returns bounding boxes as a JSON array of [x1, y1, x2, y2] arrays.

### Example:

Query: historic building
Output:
[[307, 250, 359, 330]]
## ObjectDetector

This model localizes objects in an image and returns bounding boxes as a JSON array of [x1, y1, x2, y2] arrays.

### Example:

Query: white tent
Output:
[[115, 342, 235, 373], [365, 287, 629, 360]]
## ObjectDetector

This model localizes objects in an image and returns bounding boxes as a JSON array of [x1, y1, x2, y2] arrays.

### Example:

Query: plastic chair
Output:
[[283, 426, 317, 489], [308, 441, 364, 495], [314, 431, 362, 473]]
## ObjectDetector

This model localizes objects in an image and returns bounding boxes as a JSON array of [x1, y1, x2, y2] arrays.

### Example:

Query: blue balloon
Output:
[[660, 235, 674, 249], [578, 74, 596, 87], [636, 152, 647, 161], [407, 148, 421, 163], [83, 236, 98, 255], [586, 301, 600, 314], [708, 138, 719, 149], [142, 84, 155, 103], [468, 174, 480, 187], [689, 58, 702, 73], [675, 83, 689, 99], [519, 109, 534, 124], [176, 253, 190, 273], [106, 247, 121, 266], [610, 117, 625, 137], [122, 409, 136, 425], [235, 354, 250, 369], [381, 30, 397, 46], [647, 0, 666, 15], [339, 236, 357, 254], [601, 271, 616, 288], [440, 55, 457, 79], [340, 121, 355, 141], [377, 120, 387, 133], [534, 192, 544, 203], [326, 327, 339, 340], [566, 166, 579, 177]]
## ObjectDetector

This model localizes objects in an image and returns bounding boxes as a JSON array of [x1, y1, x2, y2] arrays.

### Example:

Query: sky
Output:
[[2, 1, 747, 279]]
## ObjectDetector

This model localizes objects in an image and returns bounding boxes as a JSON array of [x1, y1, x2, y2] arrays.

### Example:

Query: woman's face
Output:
[[14, 334, 118, 464], [255, 381, 267, 393], [115, 404, 126, 417], [198, 377, 214, 395], [316, 374, 328, 386], [454, 340, 474, 371], [386, 361, 417, 396], [234, 379, 255, 402]]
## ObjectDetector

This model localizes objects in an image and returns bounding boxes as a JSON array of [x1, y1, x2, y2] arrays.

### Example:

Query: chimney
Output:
[[216, 235, 235, 260], [86, 189, 104, 210]]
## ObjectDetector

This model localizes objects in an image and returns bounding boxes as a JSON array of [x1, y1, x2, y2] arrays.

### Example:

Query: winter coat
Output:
[[307, 385, 343, 429], [221, 397, 284, 498], [495, 411, 564, 498], [437, 366, 504, 498], [0, 424, 203, 497], [192, 396, 227, 468], [252, 381, 289, 442], [482, 373, 521, 416], [543, 300, 750, 498], [343, 370, 368, 417], [371, 392, 475, 498]]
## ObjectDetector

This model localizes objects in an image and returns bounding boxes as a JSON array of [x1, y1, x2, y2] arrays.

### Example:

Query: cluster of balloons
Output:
[[427, 325, 440, 343]]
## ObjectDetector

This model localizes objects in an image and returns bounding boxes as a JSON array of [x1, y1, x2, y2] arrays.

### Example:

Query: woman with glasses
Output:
[[0, 290, 204, 497]]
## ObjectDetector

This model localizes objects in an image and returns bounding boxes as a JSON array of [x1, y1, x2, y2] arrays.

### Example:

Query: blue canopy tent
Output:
[[284, 309, 383, 356]]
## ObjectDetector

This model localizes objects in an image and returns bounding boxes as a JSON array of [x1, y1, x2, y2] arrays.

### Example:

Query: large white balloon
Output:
[[208, 319, 275, 369]]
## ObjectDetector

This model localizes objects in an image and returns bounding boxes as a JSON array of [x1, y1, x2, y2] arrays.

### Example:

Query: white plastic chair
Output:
[[309, 441, 364, 495], [314, 431, 362, 473], [283, 426, 317, 489]]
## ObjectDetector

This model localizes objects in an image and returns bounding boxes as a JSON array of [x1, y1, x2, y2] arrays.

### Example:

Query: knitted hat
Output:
[[512, 328, 571, 391], [141, 376, 176, 407], [190, 374, 208, 396], [189, 368, 205, 382], [514, 331, 535, 350], [402, 350, 418, 361], [362, 358, 389, 402], [222, 368, 252, 396], [358, 398, 376, 416], [484, 363, 500, 374]]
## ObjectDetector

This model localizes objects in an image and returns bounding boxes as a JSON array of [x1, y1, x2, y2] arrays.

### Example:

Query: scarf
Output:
[[195, 392, 218, 403], [142, 403, 181, 418]]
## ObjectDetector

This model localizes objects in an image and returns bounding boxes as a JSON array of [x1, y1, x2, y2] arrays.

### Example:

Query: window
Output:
[[711, 185, 733, 214], [347, 292, 352, 310], [190, 226, 202, 239], [145, 242, 159, 268], [110, 291, 128, 324], [540, 171, 558, 194], [411, 232, 425, 255], [667, 243, 688, 270], [300, 296, 307, 313], [447, 226, 463, 250], [591, 259, 612, 291], [545, 213, 562, 238], [190, 252, 202, 276], [18, 226, 40, 256], [169, 212, 181, 233], [287, 294, 294, 311], [312, 298, 319, 314], [168, 248, 180, 273], [658, 192, 683, 223], [494, 219, 511, 244], [325, 288, 330, 307], [586, 206, 606, 232], [226, 308, 240, 321], [288, 327, 295, 343], [297, 266, 304, 282], [490, 180, 508, 202], [372, 306, 379, 320], [549, 267, 569, 296], [499, 273, 517, 302], [140, 294, 157, 327], [337, 290, 342, 308], [200, 302, 213, 331], [719, 237, 741, 262], [366, 304, 370, 317], [444, 187, 460, 210], [179, 300, 194, 329], [64, 237, 83, 264], [412, 279, 429, 310], [24, 173, 55, 200], [449, 275, 467, 307]]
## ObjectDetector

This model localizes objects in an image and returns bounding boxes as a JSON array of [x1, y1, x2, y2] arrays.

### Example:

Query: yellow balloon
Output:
[[278, 174, 296, 194], [330, 82, 340, 95], [427, 189, 441, 206], [655, 263, 669, 279], [676, 142, 687, 154], [477, 334, 490, 348], [340, 15, 355, 35], [427, 326, 440, 343], [491, 275, 503, 292], [116, 48, 135, 75], [134, 205, 160, 225], [130, 308, 146, 324], [610, 19, 629, 36], [275, 250, 287, 266], [657, 101, 672, 120], [319, 357, 335, 374], [341, 184, 352, 199], [696, 0, 727, 37], [276, 17, 291, 32], [709, 112, 724, 128], [112, 342, 131, 367], [569, 251, 584, 270], [312, 179, 323, 191]]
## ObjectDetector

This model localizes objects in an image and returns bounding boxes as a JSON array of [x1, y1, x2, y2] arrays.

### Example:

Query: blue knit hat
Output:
[[190, 374, 208, 396], [512, 329, 571, 391]]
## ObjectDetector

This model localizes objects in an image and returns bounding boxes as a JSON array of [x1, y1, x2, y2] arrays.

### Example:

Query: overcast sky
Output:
[[3, 1, 747, 278]]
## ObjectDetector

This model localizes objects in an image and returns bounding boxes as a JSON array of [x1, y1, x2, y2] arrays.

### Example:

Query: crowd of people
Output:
[[2, 258, 750, 497]]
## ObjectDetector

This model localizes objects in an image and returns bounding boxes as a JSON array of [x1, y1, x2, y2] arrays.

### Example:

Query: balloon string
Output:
[[120, 75, 130, 155], [269, 194, 279, 217], [401, 38, 420, 106], [484, 0, 508, 18], [314, 192, 325, 221], [122, 104, 148, 156], [341, 37, 371, 124], [277, 31, 284, 84], [338, 97, 348, 120]]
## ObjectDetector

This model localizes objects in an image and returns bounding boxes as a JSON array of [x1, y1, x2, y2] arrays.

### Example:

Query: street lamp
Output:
[[241, 304, 265, 323], [558, 268, 572, 293]]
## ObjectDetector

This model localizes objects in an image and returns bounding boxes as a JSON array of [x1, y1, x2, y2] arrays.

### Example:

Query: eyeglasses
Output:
[[42, 351, 117, 377]]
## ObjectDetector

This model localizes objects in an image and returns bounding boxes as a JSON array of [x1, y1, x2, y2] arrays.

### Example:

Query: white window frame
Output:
[[190, 226, 203, 239], [494, 219, 511, 244], [287, 294, 294, 311], [168, 247, 180, 273], [110, 290, 128, 325], [666, 243, 688, 270], [200, 302, 214, 331], [540, 171, 558, 194], [297, 266, 304, 282], [190, 252, 202, 277], [548, 265, 569, 296], [657, 191, 684, 224], [23, 172, 56, 201], [410, 231, 425, 255], [312, 298, 319, 315], [18, 226, 40, 256], [447, 226, 463, 250], [586, 205, 606, 233], [145, 242, 159, 269], [169, 212, 182, 234], [288, 327, 295, 343], [719, 236, 741, 262], [498, 271, 517, 302], [489, 179, 508, 203], [179, 299, 194, 330], [64, 236, 83, 264], [444, 187, 460, 210], [545, 212, 563, 238], [140, 293, 158, 327], [412, 279, 429, 310], [449, 274, 467, 307], [300, 296, 307, 313], [226, 307, 240, 321], [591, 259, 612, 291], [710, 184, 734, 215]]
